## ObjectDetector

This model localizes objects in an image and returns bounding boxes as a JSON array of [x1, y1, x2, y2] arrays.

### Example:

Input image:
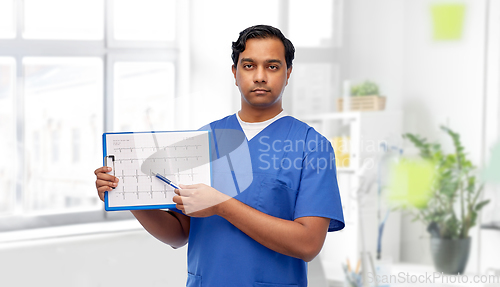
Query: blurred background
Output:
[[0, 0, 499, 286]]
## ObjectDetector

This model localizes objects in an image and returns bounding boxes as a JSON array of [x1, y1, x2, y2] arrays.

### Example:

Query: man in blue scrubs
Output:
[[95, 25, 344, 287]]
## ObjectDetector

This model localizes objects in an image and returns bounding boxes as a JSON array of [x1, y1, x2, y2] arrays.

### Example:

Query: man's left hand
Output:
[[173, 184, 231, 217]]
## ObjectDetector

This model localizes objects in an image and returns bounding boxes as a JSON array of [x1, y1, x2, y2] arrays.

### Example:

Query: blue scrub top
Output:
[[185, 114, 344, 287]]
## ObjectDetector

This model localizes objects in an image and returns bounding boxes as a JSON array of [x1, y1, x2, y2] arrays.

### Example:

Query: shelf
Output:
[[302, 110, 404, 282], [299, 110, 392, 122], [481, 223, 500, 230], [337, 167, 356, 173], [299, 112, 360, 122]]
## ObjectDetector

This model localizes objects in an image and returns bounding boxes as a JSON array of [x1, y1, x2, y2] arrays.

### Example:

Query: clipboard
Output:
[[102, 130, 212, 211]]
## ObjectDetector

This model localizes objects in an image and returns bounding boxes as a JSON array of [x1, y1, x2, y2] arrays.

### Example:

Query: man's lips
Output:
[[251, 88, 270, 94]]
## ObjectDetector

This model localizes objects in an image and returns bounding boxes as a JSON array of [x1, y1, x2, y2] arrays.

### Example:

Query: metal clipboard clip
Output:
[[105, 155, 116, 189]]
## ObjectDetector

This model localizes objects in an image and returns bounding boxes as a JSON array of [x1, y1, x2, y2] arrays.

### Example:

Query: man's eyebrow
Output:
[[240, 58, 254, 63], [266, 59, 283, 65], [239, 58, 283, 66]]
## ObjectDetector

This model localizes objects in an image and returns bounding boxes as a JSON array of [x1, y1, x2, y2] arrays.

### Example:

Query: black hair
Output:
[[231, 25, 295, 69]]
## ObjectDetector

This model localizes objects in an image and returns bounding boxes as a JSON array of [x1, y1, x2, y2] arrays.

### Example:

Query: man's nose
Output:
[[253, 66, 267, 83]]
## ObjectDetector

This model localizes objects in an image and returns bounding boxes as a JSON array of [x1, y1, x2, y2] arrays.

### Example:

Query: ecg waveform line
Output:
[[114, 156, 203, 164], [113, 187, 175, 200], [112, 144, 202, 153], [116, 173, 199, 184]]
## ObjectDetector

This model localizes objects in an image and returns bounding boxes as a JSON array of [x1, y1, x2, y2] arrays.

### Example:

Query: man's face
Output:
[[232, 38, 292, 110]]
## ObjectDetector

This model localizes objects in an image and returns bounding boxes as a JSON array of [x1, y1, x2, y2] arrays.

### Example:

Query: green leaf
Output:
[[403, 133, 434, 159], [475, 199, 490, 211], [350, 80, 380, 96]]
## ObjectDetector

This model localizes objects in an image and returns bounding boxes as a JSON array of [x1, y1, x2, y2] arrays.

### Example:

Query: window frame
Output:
[[279, 0, 346, 116], [0, 0, 181, 232], [0, 57, 16, 218], [106, 0, 178, 48]]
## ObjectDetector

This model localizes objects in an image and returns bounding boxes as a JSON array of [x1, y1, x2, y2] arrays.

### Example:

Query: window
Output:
[[23, 0, 104, 40], [0, 0, 15, 39], [23, 57, 103, 212], [112, 0, 176, 42], [284, 0, 344, 116], [289, 0, 340, 47], [0, 0, 181, 231], [113, 61, 176, 131], [0, 57, 15, 215]]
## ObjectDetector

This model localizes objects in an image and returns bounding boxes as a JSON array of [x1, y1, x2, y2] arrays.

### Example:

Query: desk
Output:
[[329, 263, 500, 287]]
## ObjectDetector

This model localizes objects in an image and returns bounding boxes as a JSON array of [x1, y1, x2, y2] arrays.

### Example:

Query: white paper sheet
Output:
[[103, 130, 211, 210]]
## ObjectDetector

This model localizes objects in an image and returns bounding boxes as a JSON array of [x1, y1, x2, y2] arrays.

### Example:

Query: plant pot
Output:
[[430, 237, 471, 274], [337, 95, 386, 112]]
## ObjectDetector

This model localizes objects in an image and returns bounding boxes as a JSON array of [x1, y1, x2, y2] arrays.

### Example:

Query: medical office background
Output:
[[1, 0, 500, 286]]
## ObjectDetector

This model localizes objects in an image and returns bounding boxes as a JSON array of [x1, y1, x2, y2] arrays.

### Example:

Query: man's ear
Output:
[[232, 65, 238, 86], [285, 66, 293, 85]]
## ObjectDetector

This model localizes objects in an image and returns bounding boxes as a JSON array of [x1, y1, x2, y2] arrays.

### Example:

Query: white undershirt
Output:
[[236, 110, 288, 140]]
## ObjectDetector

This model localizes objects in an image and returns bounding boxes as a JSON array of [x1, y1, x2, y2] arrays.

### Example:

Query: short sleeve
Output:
[[167, 207, 184, 214], [293, 133, 345, 232]]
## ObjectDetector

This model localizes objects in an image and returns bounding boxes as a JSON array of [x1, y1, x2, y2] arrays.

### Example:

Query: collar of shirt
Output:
[[236, 111, 288, 141]]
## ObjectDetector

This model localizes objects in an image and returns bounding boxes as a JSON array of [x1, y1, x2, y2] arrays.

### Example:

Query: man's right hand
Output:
[[93, 166, 190, 248], [94, 166, 119, 202]]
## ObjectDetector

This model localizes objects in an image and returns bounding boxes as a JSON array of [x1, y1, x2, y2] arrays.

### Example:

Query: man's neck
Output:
[[238, 106, 283, 123]]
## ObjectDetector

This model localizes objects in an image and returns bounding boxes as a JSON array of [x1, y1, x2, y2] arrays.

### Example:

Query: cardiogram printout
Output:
[[102, 130, 211, 211]]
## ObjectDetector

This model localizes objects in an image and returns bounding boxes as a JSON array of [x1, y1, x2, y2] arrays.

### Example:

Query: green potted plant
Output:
[[350, 80, 380, 96], [337, 80, 386, 112], [401, 126, 490, 274]]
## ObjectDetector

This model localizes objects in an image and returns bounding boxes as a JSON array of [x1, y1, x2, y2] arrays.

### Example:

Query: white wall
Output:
[[346, 0, 500, 273], [0, 228, 188, 287], [401, 0, 486, 157], [345, 0, 406, 113]]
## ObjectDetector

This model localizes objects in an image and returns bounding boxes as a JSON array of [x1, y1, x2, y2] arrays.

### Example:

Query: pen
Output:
[[355, 258, 361, 274], [152, 172, 181, 189]]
